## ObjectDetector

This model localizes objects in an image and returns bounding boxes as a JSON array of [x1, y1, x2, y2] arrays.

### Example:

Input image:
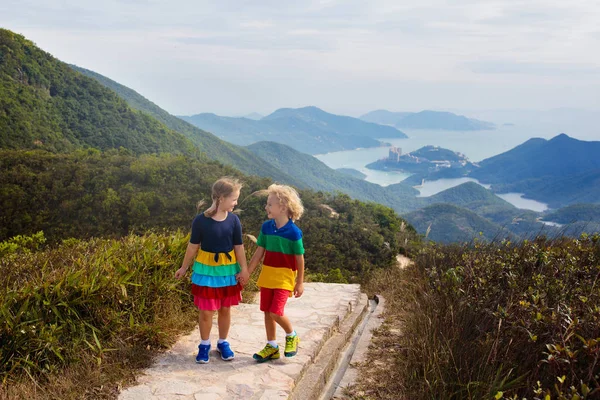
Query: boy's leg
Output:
[[269, 290, 299, 357], [265, 311, 278, 341], [270, 313, 293, 334]]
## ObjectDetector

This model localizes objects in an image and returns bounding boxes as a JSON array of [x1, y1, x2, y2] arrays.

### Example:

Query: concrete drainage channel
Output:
[[289, 294, 384, 400]]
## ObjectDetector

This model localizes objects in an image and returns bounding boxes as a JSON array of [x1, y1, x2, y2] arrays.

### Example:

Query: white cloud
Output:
[[1, 0, 599, 115]]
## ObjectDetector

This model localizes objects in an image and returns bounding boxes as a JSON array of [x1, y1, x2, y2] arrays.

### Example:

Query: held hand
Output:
[[175, 266, 188, 280], [294, 282, 304, 298], [236, 268, 250, 286]]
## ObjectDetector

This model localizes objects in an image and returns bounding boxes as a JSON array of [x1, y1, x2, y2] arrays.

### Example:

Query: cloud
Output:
[[1, 0, 599, 114], [468, 61, 600, 76]]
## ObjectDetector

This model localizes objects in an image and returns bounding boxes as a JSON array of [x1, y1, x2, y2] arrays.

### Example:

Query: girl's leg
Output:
[[265, 311, 278, 341], [199, 309, 214, 340], [217, 307, 231, 339], [271, 313, 294, 334]]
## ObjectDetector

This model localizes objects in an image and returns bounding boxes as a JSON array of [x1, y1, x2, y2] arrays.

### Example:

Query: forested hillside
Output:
[[71, 65, 298, 183], [0, 29, 197, 156]]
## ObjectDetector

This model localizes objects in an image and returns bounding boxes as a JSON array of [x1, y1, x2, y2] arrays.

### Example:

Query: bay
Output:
[[314, 124, 571, 211]]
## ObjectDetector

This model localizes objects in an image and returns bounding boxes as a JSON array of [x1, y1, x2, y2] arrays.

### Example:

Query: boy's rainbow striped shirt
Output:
[[256, 219, 304, 292]]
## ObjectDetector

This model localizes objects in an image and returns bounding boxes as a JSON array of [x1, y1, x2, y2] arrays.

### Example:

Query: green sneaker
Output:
[[284, 334, 299, 357], [253, 344, 280, 363]]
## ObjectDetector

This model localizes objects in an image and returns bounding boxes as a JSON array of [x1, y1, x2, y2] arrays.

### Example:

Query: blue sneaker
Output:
[[196, 343, 210, 364], [217, 341, 235, 361]]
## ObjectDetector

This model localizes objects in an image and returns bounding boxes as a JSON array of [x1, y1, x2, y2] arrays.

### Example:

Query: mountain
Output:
[[491, 169, 600, 209], [543, 204, 600, 224], [403, 203, 513, 243], [425, 182, 514, 213], [241, 112, 263, 120], [470, 134, 600, 208], [360, 110, 495, 130], [424, 182, 543, 236], [70, 66, 296, 183], [471, 134, 600, 183], [359, 110, 412, 126], [336, 168, 367, 179], [181, 106, 407, 155], [0, 29, 197, 156], [395, 111, 495, 130], [246, 141, 422, 213], [262, 106, 406, 140]]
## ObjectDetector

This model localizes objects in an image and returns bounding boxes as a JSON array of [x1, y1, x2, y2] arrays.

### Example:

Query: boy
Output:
[[248, 184, 305, 362]]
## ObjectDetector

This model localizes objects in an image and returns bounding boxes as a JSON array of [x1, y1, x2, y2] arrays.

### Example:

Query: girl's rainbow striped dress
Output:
[[189, 212, 243, 310]]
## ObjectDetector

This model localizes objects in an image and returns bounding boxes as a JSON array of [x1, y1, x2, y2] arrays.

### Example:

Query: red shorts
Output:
[[260, 287, 290, 316]]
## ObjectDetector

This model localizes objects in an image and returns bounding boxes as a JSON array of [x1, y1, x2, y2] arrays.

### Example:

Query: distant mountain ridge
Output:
[[71, 66, 297, 183], [361, 109, 495, 130], [470, 134, 600, 208], [180, 106, 407, 155]]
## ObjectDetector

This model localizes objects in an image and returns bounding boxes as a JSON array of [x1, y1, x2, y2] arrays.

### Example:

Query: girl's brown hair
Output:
[[268, 184, 304, 221], [197, 177, 243, 217]]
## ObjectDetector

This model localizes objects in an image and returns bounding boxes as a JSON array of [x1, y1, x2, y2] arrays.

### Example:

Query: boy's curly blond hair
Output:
[[268, 184, 304, 221]]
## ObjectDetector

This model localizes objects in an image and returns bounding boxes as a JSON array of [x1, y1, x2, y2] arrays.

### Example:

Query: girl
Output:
[[175, 177, 250, 363]]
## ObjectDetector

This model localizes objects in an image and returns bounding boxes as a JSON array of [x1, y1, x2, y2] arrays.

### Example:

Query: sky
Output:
[[2, 0, 600, 117]]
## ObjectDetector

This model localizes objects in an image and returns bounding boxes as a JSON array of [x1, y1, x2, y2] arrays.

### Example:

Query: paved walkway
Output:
[[119, 283, 362, 400]]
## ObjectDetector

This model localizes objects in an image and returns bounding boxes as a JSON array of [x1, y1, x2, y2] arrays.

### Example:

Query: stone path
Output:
[[119, 283, 364, 400]]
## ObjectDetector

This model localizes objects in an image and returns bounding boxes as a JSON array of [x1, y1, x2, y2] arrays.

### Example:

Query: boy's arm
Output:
[[248, 246, 266, 275], [175, 242, 200, 279], [234, 244, 249, 285], [294, 254, 305, 298]]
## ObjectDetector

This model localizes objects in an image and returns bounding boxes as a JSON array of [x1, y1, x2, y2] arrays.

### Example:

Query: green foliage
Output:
[[0, 149, 267, 241], [0, 232, 194, 382], [403, 203, 513, 243], [381, 236, 600, 399], [0, 231, 46, 257]]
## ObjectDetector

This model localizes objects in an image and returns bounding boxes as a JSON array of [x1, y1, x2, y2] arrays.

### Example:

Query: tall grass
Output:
[[0, 232, 259, 399], [357, 235, 600, 399]]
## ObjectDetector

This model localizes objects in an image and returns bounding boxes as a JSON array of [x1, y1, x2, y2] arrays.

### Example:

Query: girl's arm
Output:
[[175, 242, 200, 279], [294, 254, 305, 298], [248, 246, 266, 275], [234, 244, 250, 285]]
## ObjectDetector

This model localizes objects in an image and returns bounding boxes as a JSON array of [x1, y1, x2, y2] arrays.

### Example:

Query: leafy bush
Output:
[[0, 232, 193, 384], [356, 235, 600, 399]]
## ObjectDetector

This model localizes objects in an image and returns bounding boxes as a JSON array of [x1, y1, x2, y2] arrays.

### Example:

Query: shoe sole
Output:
[[253, 354, 280, 363], [195, 359, 209, 364], [216, 348, 235, 361]]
